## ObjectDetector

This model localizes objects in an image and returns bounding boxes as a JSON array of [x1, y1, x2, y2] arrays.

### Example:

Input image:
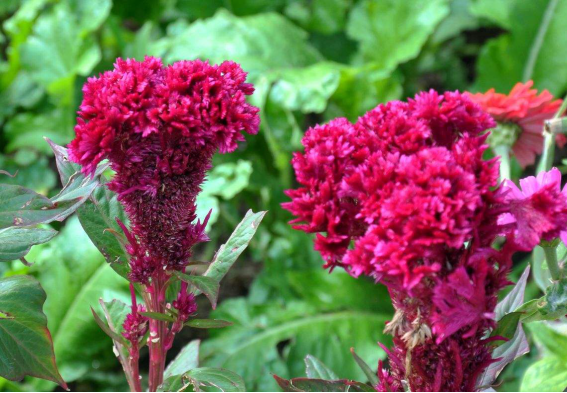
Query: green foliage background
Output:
[[1, 0, 567, 391]]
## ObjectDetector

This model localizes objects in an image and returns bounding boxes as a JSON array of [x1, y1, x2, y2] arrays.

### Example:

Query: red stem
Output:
[[129, 284, 143, 392], [148, 271, 168, 392]]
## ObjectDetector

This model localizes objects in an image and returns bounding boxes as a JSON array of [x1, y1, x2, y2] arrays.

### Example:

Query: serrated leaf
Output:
[[0, 275, 66, 388], [304, 355, 338, 380], [164, 340, 200, 381], [205, 210, 267, 284], [0, 227, 57, 261], [159, 367, 245, 392], [350, 348, 378, 386], [346, 0, 450, 71], [175, 272, 220, 310], [185, 319, 233, 329]]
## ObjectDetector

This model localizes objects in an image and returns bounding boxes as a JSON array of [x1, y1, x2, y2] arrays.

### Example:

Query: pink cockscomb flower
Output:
[[467, 81, 563, 168], [499, 168, 567, 249], [68, 57, 259, 284], [284, 90, 567, 391]]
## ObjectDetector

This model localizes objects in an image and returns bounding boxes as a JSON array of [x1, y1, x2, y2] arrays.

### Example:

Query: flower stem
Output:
[[493, 145, 511, 182], [542, 244, 563, 281], [129, 284, 142, 392], [537, 94, 567, 173], [148, 273, 168, 392]]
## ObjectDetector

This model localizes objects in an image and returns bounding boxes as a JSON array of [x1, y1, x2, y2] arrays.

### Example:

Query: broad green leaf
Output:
[[284, 0, 350, 35], [475, 0, 567, 95], [160, 10, 322, 76], [28, 217, 129, 387], [529, 322, 567, 362], [346, 0, 450, 71], [0, 154, 56, 194], [102, 299, 130, 337], [304, 355, 338, 381], [67, 0, 112, 34], [164, 340, 200, 381], [532, 246, 552, 292], [273, 375, 374, 392], [268, 63, 341, 114], [159, 367, 245, 392], [0, 227, 56, 261], [0, 275, 66, 388], [491, 312, 522, 341], [175, 272, 220, 309], [91, 307, 129, 345], [196, 160, 253, 227], [185, 319, 233, 329], [350, 349, 378, 386], [469, 0, 516, 28], [432, 0, 478, 43], [520, 357, 567, 392], [201, 298, 390, 391], [20, 4, 101, 103], [204, 210, 267, 284]]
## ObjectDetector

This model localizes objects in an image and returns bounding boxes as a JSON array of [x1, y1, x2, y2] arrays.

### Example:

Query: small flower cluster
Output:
[[284, 90, 567, 391], [122, 304, 149, 343], [69, 57, 259, 284]]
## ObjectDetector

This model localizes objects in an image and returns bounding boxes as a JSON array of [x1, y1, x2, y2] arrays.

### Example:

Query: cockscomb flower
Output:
[[68, 57, 259, 284], [467, 81, 563, 168], [285, 90, 567, 391], [122, 304, 149, 343]]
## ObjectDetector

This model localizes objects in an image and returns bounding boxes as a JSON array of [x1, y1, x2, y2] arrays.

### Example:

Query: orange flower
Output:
[[467, 81, 563, 168]]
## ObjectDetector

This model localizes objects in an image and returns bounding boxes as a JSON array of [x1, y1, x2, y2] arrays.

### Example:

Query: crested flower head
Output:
[[69, 57, 259, 283], [122, 304, 149, 343], [467, 81, 563, 167], [285, 89, 567, 391]]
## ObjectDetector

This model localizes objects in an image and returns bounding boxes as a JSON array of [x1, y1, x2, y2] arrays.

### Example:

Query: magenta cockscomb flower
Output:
[[122, 304, 149, 343], [284, 90, 567, 391], [69, 57, 259, 284]]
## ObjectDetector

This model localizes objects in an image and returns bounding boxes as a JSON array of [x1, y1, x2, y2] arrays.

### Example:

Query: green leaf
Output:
[[67, 0, 112, 33], [346, 0, 450, 71], [20, 4, 101, 103], [478, 266, 531, 387], [159, 367, 245, 392], [541, 278, 567, 317], [139, 312, 176, 323], [520, 357, 567, 392], [185, 319, 233, 329], [201, 298, 391, 391], [175, 272, 220, 309], [273, 375, 374, 392], [0, 227, 57, 261], [0, 275, 66, 388], [284, 0, 350, 35], [0, 183, 93, 229], [28, 217, 129, 387], [529, 322, 567, 362], [160, 10, 322, 76], [532, 246, 552, 292], [204, 210, 267, 284], [475, 0, 567, 95], [268, 63, 341, 114], [304, 355, 338, 380], [469, 0, 516, 28], [350, 349, 378, 386], [164, 340, 200, 381]]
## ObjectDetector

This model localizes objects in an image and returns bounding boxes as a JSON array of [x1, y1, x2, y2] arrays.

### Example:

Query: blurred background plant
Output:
[[1, 0, 566, 391]]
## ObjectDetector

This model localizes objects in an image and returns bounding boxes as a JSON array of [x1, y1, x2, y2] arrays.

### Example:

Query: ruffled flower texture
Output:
[[467, 81, 563, 168], [69, 57, 259, 284], [283, 90, 567, 391]]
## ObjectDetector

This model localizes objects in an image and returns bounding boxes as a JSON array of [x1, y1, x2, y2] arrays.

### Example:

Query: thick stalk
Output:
[[128, 284, 142, 392], [148, 272, 168, 391], [542, 245, 563, 281]]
